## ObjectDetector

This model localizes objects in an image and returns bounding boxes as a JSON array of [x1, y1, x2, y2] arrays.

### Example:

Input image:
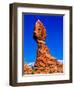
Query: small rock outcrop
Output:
[[24, 64, 32, 74]]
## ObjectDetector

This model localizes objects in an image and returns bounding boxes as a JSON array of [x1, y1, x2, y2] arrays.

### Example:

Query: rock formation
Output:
[[24, 64, 32, 74], [33, 19, 63, 74], [24, 19, 63, 74]]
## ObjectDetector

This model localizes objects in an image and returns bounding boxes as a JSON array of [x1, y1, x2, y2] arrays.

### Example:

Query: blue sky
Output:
[[23, 13, 63, 64]]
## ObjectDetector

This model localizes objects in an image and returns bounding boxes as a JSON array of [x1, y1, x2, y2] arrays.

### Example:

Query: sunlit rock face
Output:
[[33, 19, 63, 74]]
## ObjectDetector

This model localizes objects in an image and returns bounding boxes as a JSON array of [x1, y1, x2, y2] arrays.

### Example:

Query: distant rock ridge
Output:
[[24, 19, 63, 74]]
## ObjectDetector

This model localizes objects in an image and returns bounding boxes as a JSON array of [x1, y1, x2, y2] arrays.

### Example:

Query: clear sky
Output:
[[23, 13, 63, 64]]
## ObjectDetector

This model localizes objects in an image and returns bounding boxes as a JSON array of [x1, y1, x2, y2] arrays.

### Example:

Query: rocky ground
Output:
[[24, 59, 63, 74]]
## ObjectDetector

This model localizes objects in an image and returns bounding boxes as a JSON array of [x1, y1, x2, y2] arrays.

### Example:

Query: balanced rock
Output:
[[33, 19, 63, 74]]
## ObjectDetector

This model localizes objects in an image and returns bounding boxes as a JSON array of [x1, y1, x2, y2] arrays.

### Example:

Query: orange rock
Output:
[[23, 19, 63, 75], [33, 19, 63, 74], [24, 64, 32, 74]]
